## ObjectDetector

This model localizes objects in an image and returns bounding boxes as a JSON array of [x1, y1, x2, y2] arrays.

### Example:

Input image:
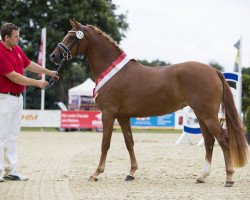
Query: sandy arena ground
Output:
[[0, 131, 249, 200]]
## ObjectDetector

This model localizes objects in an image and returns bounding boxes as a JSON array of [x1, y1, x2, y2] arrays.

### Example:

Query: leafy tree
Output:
[[242, 67, 250, 75], [242, 69, 250, 115], [0, 0, 128, 109], [209, 61, 224, 71], [139, 59, 170, 67]]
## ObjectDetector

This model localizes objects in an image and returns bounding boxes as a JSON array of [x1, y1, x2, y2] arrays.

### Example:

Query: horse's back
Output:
[[140, 61, 223, 115]]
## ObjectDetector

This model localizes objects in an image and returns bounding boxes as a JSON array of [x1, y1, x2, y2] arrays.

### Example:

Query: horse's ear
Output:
[[70, 19, 75, 28], [70, 18, 80, 28]]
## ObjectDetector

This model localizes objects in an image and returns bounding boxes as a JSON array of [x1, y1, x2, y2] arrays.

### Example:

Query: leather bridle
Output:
[[34, 26, 85, 94], [57, 27, 85, 61]]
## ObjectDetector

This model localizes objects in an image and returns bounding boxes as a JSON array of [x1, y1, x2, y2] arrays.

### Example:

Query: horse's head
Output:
[[50, 19, 88, 65]]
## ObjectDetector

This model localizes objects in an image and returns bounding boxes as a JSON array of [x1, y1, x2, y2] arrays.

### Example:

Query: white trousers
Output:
[[0, 93, 23, 171]]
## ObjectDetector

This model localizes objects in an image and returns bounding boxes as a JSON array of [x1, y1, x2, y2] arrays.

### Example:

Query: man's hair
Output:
[[0, 23, 19, 41]]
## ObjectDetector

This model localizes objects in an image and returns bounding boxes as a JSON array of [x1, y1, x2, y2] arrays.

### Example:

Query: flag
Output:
[[234, 39, 240, 49], [37, 28, 46, 77], [233, 39, 240, 72]]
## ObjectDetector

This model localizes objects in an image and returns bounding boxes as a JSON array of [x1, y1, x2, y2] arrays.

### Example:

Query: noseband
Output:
[[57, 43, 73, 60], [57, 29, 85, 61]]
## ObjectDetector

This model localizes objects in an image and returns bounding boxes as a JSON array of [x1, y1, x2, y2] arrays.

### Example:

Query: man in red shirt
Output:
[[0, 22, 59, 182]]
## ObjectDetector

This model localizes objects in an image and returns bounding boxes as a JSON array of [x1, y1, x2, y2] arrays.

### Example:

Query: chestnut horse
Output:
[[50, 19, 249, 187]]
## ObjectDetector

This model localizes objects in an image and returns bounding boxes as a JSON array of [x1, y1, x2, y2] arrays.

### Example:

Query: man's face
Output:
[[5, 30, 20, 47]]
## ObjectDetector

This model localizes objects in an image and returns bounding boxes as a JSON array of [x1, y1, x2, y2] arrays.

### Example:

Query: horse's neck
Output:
[[85, 31, 121, 80]]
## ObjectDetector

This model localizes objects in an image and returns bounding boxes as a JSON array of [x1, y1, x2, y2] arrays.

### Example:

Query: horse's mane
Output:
[[87, 25, 122, 51]]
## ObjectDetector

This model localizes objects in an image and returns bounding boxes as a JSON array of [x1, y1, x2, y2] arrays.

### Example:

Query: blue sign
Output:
[[130, 113, 175, 127]]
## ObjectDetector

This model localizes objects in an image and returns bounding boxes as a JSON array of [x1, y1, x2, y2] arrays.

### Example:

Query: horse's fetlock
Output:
[[226, 169, 234, 175], [131, 165, 138, 171]]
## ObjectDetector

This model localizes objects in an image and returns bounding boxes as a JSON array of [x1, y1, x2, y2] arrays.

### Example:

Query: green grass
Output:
[[21, 127, 182, 133], [114, 126, 182, 133], [21, 127, 58, 132]]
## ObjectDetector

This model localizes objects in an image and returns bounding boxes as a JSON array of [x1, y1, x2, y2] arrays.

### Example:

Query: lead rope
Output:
[[33, 59, 65, 94]]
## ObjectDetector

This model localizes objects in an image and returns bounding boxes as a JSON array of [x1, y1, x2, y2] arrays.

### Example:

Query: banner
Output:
[[61, 111, 102, 128], [130, 113, 175, 128], [21, 110, 183, 130], [21, 110, 60, 127]]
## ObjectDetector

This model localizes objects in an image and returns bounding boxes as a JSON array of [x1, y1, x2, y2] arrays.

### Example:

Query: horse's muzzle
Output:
[[50, 53, 61, 65]]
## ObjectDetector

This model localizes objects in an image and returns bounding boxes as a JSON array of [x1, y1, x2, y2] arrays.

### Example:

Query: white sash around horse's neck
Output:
[[93, 52, 130, 99]]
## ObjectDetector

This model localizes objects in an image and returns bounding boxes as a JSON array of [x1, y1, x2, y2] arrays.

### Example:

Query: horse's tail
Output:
[[217, 70, 249, 168]]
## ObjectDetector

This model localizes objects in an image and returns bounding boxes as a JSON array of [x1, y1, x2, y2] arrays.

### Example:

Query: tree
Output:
[[0, 0, 128, 109], [138, 59, 170, 67], [209, 61, 224, 71], [242, 67, 250, 75], [242, 68, 250, 115]]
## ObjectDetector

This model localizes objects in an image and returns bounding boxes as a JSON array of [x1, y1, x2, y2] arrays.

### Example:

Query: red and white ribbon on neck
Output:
[[93, 52, 130, 99]]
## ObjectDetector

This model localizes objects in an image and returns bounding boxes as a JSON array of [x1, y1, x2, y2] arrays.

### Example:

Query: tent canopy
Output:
[[68, 78, 95, 97]]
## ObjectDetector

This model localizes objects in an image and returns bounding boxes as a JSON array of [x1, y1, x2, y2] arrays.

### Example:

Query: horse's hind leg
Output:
[[196, 119, 215, 183], [202, 118, 234, 187], [117, 116, 138, 181], [89, 112, 115, 181]]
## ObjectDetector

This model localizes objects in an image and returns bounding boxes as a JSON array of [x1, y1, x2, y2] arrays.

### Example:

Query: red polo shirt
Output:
[[0, 41, 30, 93]]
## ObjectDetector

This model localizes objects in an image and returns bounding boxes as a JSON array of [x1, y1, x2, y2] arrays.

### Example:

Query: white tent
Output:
[[68, 78, 95, 97]]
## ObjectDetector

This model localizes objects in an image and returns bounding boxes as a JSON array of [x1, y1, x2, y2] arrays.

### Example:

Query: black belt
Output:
[[0, 92, 22, 97]]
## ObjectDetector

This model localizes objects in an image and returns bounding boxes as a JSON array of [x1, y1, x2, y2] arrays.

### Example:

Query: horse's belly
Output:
[[118, 94, 184, 117]]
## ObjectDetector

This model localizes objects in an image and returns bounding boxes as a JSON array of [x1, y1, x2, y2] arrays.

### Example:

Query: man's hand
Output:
[[47, 70, 59, 80], [35, 80, 49, 89]]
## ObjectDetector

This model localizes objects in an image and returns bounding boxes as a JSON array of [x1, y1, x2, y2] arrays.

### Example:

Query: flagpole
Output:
[[239, 36, 242, 115], [41, 28, 46, 111]]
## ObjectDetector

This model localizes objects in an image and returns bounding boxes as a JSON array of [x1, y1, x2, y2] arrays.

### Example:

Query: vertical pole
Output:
[[238, 37, 242, 116], [40, 28, 46, 132], [41, 28, 46, 111], [23, 70, 26, 109]]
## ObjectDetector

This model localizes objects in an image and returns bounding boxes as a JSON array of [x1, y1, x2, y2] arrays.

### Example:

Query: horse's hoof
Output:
[[225, 181, 234, 187], [89, 176, 98, 182], [196, 178, 205, 183], [125, 175, 135, 181]]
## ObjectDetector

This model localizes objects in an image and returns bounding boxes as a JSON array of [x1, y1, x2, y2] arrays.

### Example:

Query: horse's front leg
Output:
[[89, 113, 115, 181], [117, 116, 138, 181]]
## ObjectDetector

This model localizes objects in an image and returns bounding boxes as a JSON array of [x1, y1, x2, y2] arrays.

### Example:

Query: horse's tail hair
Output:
[[217, 70, 249, 168]]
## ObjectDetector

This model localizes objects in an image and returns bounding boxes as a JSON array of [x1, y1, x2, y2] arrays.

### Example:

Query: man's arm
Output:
[[26, 61, 59, 79], [5, 71, 48, 88]]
